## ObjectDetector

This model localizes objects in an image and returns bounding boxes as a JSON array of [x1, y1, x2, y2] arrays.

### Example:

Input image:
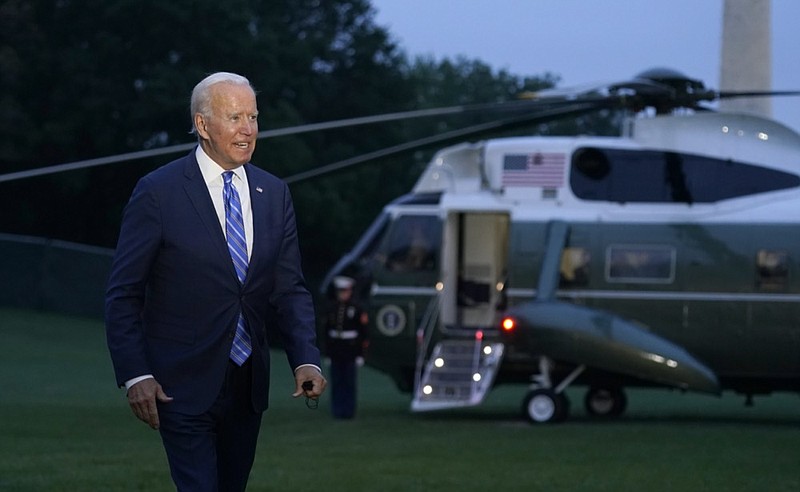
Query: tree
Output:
[[0, 0, 567, 285], [0, 0, 405, 255]]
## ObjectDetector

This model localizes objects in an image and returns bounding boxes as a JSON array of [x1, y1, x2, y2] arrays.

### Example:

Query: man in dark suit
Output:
[[105, 72, 326, 491]]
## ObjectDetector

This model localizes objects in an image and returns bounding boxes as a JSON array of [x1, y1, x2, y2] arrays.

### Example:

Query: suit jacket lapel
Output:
[[182, 153, 239, 282], [245, 164, 267, 277]]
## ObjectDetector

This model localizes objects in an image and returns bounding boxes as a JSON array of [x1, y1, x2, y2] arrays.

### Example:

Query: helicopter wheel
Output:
[[522, 388, 569, 424], [584, 386, 627, 418]]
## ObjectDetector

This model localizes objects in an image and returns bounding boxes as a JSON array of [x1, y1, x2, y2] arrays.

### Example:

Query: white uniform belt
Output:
[[328, 329, 359, 340]]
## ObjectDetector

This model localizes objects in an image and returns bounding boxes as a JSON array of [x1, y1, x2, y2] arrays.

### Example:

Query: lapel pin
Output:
[[256, 186, 263, 193]]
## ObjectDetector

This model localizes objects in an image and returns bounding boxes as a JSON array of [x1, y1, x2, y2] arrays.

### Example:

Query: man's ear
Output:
[[195, 113, 209, 139]]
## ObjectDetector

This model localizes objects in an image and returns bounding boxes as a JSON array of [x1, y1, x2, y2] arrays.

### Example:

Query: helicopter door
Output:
[[440, 212, 509, 331]]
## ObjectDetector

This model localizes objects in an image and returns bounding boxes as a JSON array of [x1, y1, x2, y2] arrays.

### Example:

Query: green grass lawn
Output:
[[1, 307, 798, 491]]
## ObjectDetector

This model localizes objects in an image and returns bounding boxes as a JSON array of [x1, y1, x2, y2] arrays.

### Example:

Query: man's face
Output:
[[336, 288, 352, 302], [196, 83, 258, 170]]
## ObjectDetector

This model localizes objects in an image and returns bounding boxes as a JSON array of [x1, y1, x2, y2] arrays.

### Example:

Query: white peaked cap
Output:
[[334, 276, 355, 289]]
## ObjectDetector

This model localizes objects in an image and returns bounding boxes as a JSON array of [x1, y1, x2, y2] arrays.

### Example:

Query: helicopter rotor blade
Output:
[[2, 68, 797, 185], [253, 98, 573, 138], [716, 90, 800, 99], [284, 101, 607, 184], [0, 97, 592, 184]]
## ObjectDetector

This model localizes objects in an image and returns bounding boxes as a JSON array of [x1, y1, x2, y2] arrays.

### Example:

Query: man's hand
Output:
[[292, 365, 327, 399], [127, 378, 173, 430]]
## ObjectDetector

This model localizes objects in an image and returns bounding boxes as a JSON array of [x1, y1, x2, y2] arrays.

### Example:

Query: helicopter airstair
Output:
[[411, 298, 505, 411]]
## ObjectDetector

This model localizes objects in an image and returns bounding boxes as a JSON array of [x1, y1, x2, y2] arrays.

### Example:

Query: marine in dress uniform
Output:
[[324, 276, 369, 419]]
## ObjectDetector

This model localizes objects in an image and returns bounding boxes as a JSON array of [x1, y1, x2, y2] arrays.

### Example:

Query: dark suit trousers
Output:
[[158, 359, 263, 492]]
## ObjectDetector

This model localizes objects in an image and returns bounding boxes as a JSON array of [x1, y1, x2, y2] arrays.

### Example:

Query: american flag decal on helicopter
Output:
[[502, 152, 566, 188]]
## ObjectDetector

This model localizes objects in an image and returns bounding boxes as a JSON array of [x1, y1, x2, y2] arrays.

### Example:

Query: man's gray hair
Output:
[[190, 72, 254, 135]]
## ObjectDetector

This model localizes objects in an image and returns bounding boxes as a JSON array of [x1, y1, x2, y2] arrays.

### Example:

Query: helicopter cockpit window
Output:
[[606, 245, 675, 283], [570, 147, 800, 203], [381, 215, 440, 273], [756, 250, 788, 291]]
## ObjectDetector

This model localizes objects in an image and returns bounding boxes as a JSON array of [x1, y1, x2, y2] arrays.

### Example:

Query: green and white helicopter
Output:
[[319, 68, 800, 423], [7, 68, 798, 424]]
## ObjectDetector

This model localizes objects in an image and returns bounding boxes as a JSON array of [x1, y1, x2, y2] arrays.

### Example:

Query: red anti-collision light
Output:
[[501, 317, 515, 332]]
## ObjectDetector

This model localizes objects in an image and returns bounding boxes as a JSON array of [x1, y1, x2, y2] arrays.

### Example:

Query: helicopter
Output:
[[3, 66, 798, 425], [318, 67, 800, 423]]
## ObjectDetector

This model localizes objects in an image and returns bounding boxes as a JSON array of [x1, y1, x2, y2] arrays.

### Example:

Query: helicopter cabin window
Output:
[[606, 245, 675, 284], [756, 250, 789, 291], [381, 215, 440, 273], [354, 212, 391, 268], [570, 147, 800, 203], [560, 247, 591, 287]]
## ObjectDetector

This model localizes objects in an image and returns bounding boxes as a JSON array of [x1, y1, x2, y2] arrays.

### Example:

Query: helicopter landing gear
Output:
[[584, 386, 627, 418], [523, 388, 569, 423], [522, 357, 585, 424]]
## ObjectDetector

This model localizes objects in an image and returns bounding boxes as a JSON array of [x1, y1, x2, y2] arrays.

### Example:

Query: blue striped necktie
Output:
[[223, 171, 252, 365]]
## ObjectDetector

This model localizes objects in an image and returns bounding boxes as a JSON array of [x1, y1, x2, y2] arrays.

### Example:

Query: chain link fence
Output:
[[0, 234, 113, 319]]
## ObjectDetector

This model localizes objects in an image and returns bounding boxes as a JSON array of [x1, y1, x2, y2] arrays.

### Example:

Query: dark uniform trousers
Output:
[[326, 301, 365, 419], [330, 356, 358, 419]]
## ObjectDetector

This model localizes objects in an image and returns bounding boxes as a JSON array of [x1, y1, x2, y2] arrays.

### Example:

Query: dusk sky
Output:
[[370, 0, 800, 134]]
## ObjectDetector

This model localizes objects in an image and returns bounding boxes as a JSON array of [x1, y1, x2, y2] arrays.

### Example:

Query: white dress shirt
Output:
[[195, 146, 254, 259]]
